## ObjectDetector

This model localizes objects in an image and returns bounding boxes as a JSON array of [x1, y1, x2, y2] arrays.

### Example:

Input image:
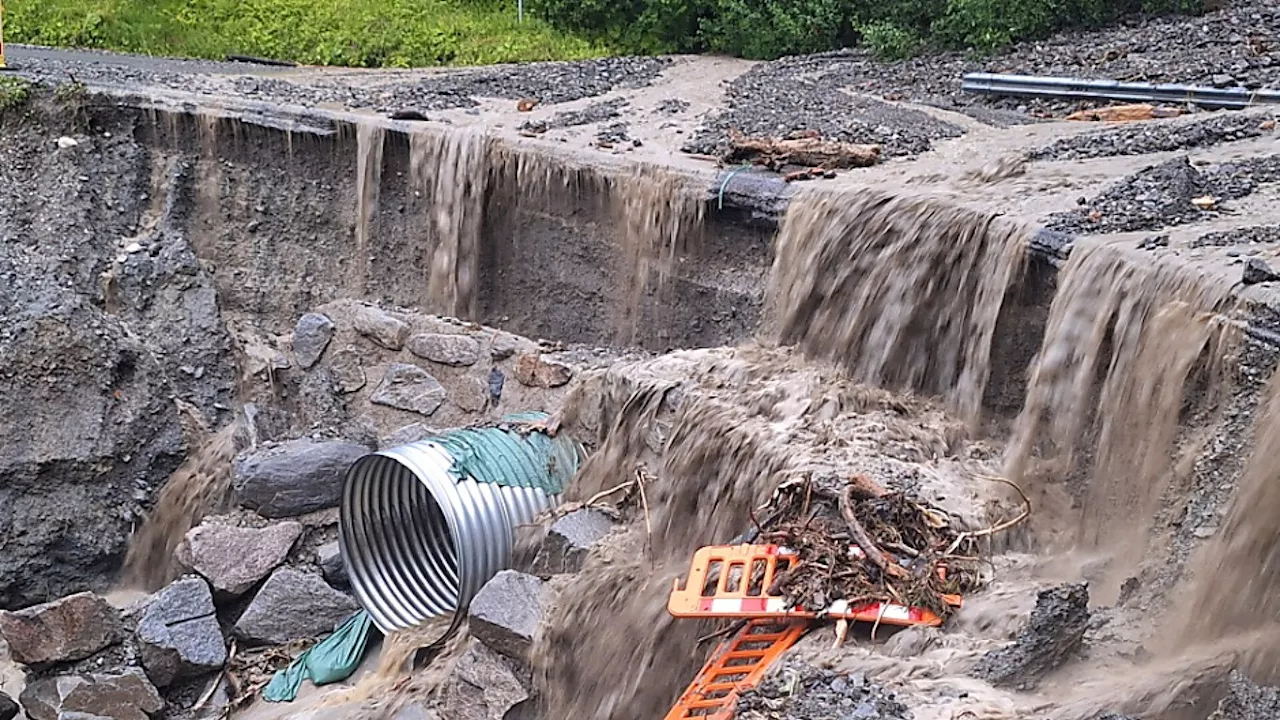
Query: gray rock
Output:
[[353, 306, 409, 350], [531, 510, 615, 576], [512, 354, 572, 388], [436, 642, 530, 720], [0, 592, 124, 666], [175, 522, 302, 597], [329, 347, 367, 394], [317, 542, 349, 588], [0, 691, 17, 720], [1243, 258, 1280, 285], [1209, 671, 1280, 720], [380, 422, 438, 449], [371, 364, 447, 417], [489, 333, 522, 361], [136, 578, 227, 687], [21, 668, 164, 720], [233, 439, 370, 517], [451, 377, 490, 413], [406, 334, 481, 366], [234, 568, 359, 645], [293, 313, 335, 369], [467, 571, 545, 663], [971, 583, 1090, 690]]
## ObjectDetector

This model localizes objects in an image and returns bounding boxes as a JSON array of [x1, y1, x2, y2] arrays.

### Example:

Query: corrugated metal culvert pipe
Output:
[[340, 412, 584, 635]]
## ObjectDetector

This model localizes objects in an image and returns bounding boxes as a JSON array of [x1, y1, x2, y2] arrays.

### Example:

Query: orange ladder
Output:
[[662, 619, 808, 720]]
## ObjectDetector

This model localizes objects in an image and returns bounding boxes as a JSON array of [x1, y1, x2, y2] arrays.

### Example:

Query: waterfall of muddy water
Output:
[[121, 418, 239, 590], [1005, 239, 1232, 597], [533, 347, 988, 720], [1176, 368, 1280, 681], [613, 166, 705, 345], [354, 123, 386, 295], [409, 130, 489, 320], [765, 190, 1028, 424]]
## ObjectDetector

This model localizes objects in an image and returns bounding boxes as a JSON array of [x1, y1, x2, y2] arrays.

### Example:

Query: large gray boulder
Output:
[[20, 668, 164, 720], [234, 568, 359, 645], [353, 306, 409, 350], [467, 571, 545, 664], [293, 313, 335, 369], [436, 642, 530, 720], [531, 509, 615, 576], [0, 691, 17, 720], [370, 364, 447, 417], [136, 578, 227, 687], [233, 439, 370, 517], [175, 521, 302, 598], [406, 334, 480, 366], [0, 592, 123, 666]]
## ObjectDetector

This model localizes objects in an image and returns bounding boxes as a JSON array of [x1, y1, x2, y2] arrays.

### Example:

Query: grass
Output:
[[5, 0, 608, 67], [0, 76, 33, 111]]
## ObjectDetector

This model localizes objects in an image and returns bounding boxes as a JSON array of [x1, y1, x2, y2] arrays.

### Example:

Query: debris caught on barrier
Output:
[[724, 129, 881, 171], [1065, 104, 1184, 122]]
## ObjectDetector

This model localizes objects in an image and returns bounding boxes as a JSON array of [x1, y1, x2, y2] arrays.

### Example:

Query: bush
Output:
[[700, 0, 852, 60]]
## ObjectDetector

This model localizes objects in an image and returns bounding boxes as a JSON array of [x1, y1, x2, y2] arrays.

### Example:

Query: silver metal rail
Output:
[[961, 72, 1280, 110]]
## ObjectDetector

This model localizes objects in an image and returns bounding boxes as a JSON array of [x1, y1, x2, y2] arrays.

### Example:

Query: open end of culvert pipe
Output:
[[339, 414, 584, 640]]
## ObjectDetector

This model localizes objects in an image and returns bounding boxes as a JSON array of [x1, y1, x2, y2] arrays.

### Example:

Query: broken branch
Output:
[[839, 485, 909, 580]]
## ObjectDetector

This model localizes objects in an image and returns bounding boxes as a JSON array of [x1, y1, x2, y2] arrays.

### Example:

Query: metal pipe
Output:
[[340, 414, 584, 636], [961, 72, 1280, 110]]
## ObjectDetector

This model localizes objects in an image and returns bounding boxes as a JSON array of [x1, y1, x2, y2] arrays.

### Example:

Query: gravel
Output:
[[736, 663, 912, 720], [1192, 224, 1280, 248], [681, 55, 966, 158], [15, 53, 671, 113], [547, 97, 629, 129], [1046, 154, 1280, 234], [1029, 112, 1278, 161]]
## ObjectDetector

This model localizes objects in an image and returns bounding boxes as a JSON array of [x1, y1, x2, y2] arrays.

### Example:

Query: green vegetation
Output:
[[7, 0, 1206, 67], [0, 76, 33, 112], [5, 0, 605, 67], [533, 0, 1206, 60]]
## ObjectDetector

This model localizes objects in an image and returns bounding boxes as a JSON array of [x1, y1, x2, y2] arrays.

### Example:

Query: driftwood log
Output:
[[724, 130, 882, 170]]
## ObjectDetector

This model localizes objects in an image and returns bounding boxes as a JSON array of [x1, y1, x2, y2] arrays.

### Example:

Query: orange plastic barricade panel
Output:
[[664, 619, 807, 720], [667, 544, 961, 627]]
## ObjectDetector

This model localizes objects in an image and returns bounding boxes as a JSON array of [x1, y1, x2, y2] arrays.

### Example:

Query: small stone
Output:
[[0, 691, 17, 720], [468, 571, 545, 663], [56, 137, 79, 149], [233, 440, 371, 517], [371, 364, 447, 416], [1243, 258, 1280, 285], [317, 542, 349, 588], [234, 568, 359, 645], [1193, 525, 1219, 539], [531, 510, 615, 576], [512, 354, 572, 388], [406, 334, 481, 366], [329, 347, 367, 394], [21, 668, 164, 720], [293, 313, 335, 369], [1212, 74, 1235, 88], [392, 703, 440, 720], [488, 368, 505, 407], [452, 377, 490, 413], [436, 642, 530, 720], [353, 306, 409, 350], [0, 592, 124, 666], [175, 522, 303, 597], [136, 578, 227, 687]]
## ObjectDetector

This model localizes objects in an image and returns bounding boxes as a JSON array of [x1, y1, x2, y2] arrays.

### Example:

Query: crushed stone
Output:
[[1029, 112, 1278, 161], [736, 662, 912, 720], [971, 583, 1090, 691]]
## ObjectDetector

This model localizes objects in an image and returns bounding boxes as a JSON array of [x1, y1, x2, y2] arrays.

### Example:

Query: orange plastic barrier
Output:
[[663, 619, 808, 720], [667, 544, 961, 627]]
